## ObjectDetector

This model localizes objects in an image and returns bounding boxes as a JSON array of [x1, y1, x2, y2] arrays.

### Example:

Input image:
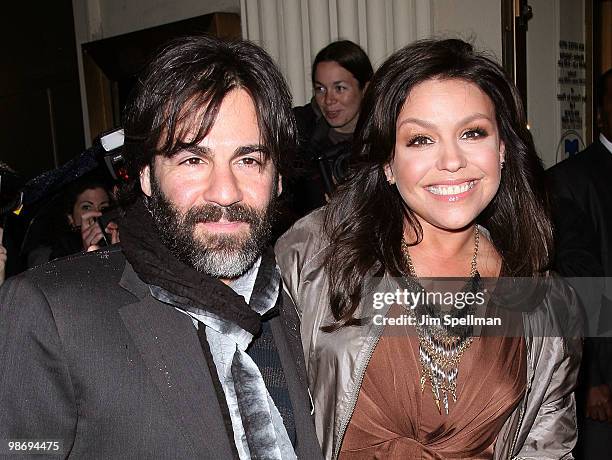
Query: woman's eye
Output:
[[462, 128, 487, 139], [407, 135, 433, 147], [81, 204, 92, 211], [335, 85, 347, 92], [314, 86, 326, 95]]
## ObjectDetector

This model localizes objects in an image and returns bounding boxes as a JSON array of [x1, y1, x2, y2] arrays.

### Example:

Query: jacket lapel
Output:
[[118, 262, 235, 459], [592, 140, 612, 192], [270, 304, 323, 459]]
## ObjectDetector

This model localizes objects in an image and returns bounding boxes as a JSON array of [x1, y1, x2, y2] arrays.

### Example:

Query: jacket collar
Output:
[[599, 133, 612, 154], [119, 259, 148, 299]]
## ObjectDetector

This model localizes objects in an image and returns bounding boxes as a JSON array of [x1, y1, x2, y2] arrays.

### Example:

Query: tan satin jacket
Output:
[[275, 209, 582, 460]]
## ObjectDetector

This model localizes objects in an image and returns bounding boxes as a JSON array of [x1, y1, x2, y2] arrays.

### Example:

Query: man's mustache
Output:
[[182, 203, 260, 226]]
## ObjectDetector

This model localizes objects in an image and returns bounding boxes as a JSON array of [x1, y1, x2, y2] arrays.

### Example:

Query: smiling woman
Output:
[[385, 78, 505, 239], [276, 38, 582, 459]]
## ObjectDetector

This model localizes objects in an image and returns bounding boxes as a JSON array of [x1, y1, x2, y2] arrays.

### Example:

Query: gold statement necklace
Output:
[[401, 225, 480, 415]]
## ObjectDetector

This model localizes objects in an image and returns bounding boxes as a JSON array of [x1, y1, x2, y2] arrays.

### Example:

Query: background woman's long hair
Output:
[[323, 39, 553, 331]]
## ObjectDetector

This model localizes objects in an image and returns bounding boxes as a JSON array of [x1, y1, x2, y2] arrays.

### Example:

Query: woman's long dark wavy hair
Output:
[[323, 38, 553, 331]]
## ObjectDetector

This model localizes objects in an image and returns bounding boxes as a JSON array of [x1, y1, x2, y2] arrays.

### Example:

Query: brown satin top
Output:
[[340, 304, 526, 460]]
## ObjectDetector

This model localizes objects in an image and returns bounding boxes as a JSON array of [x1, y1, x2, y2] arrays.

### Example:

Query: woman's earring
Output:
[[500, 160, 505, 170], [384, 164, 395, 185]]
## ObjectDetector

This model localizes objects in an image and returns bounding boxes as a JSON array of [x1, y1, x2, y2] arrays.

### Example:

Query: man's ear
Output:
[[140, 165, 152, 197]]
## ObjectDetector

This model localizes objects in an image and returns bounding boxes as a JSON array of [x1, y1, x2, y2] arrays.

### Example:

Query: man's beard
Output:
[[147, 177, 276, 279]]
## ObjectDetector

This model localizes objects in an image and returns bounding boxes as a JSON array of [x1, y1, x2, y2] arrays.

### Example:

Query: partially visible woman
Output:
[[276, 39, 582, 459], [289, 40, 373, 217], [49, 174, 119, 260]]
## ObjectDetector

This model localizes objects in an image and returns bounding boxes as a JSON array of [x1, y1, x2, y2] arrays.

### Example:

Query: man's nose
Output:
[[436, 141, 467, 172], [202, 163, 242, 207]]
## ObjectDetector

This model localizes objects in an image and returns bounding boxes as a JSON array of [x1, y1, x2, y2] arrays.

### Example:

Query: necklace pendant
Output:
[[443, 392, 449, 415], [420, 375, 426, 392]]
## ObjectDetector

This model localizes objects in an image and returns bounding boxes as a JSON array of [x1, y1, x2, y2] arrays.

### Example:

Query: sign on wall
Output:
[[556, 39, 586, 161]]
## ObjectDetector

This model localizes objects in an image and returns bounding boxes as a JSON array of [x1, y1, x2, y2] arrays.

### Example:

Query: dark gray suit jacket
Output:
[[548, 139, 612, 386], [0, 246, 321, 459]]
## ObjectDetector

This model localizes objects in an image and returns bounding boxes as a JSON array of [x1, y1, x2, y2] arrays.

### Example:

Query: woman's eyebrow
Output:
[[397, 113, 492, 130], [397, 117, 437, 130], [313, 79, 348, 86]]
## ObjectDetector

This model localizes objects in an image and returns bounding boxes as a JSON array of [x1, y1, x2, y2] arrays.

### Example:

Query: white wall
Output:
[[72, 0, 240, 145], [432, 0, 502, 61], [527, 0, 560, 169], [527, 0, 586, 169], [75, 0, 240, 42]]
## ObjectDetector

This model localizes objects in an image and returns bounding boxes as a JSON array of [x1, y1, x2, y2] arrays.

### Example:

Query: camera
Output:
[[314, 142, 352, 195], [100, 128, 128, 182], [96, 207, 121, 246], [304, 118, 353, 195]]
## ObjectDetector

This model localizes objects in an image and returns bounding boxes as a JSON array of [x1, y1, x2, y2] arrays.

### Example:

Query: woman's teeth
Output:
[[426, 181, 475, 195]]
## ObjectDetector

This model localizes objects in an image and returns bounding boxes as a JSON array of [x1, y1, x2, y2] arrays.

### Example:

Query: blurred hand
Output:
[[80, 210, 105, 251], [80, 211, 120, 252], [0, 227, 6, 286], [105, 222, 120, 245], [586, 384, 612, 423]]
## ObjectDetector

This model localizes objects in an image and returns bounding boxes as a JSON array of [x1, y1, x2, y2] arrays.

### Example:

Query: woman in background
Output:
[[277, 39, 581, 459], [49, 174, 118, 259], [290, 40, 373, 218]]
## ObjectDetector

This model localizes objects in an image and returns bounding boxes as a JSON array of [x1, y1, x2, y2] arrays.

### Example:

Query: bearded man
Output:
[[0, 36, 321, 459]]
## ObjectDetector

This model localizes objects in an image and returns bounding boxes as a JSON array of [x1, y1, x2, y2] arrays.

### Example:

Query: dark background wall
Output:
[[0, 0, 84, 181]]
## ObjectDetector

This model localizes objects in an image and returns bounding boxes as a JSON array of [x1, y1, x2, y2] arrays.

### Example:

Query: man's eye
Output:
[[407, 135, 433, 147], [181, 157, 204, 165], [238, 157, 262, 167], [461, 128, 487, 139]]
